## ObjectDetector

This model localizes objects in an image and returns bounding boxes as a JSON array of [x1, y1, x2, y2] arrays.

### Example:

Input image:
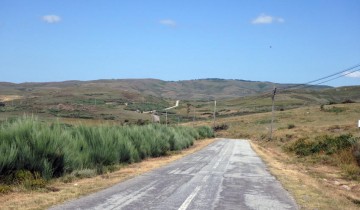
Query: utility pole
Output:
[[213, 100, 216, 128], [164, 100, 179, 127], [270, 87, 277, 140], [193, 105, 195, 125], [166, 111, 168, 127]]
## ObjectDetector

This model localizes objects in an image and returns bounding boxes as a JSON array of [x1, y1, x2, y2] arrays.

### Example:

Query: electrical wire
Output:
[[278, 63, 360, 91], [278, 69, 360, 94], [238, 63, 360, 103]]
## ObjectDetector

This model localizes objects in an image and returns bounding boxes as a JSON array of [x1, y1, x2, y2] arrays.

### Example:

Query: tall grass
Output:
[[0, 116, 213, 181]]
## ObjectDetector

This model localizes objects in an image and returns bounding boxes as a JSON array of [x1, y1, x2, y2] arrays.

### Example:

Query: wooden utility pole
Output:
[[213, 100, 217, 128], [192, 105, 196, 127], [270, 87, 277, 140], [166, 111, 168, 127]]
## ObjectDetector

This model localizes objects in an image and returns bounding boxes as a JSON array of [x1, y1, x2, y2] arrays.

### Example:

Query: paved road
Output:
[[51, 139, 298, 210]]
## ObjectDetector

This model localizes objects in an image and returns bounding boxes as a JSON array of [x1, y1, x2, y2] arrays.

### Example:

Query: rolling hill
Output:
[[0, 78, 358, 124], [0, 78, 331, 100]]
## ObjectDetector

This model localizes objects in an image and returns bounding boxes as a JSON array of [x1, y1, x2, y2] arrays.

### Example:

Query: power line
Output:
[[278, 69, 360, 94], [306, 69, 359, 87], [278, 63, 360, 91], [239, 63, 360, 103]]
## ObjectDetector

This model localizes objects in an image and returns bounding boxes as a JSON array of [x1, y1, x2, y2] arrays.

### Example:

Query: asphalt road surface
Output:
[[51, 139, 298, 210]]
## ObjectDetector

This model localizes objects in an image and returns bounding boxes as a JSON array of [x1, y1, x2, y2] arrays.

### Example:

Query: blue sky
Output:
[[0, 0, 359, 86]]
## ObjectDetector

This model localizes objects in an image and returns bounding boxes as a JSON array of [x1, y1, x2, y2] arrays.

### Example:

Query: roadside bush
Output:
[[353, 142, 360, 166], [287, 124, 295, 129], [342, 99, 355, 104], [287, 134, 358, 156], [213, 124, 229, 132], [323, 106, 346, 114], [0, 184, 12, 194], [0, 116, 213, 184], [197, 126, 215, 138]]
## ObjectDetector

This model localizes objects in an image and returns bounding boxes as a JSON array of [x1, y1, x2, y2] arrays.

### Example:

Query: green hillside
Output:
[[0, 79, 358, 125]]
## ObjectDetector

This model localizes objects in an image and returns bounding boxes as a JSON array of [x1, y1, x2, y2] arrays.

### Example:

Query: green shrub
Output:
[[61, 174, 75, 183], [287, 124, 295, 129], [287, 134, 358, 156], [0, 116, 211, 184], [324, 106, 346, 114], [353, 142, 360, 166], [0, 184, 11, 194], [213, 124, 229, 131], [14, 170, 33, 184], [287, 138, 313, 156], [24, 178, 46, 190], [197, 126, 215, 139], [72, 169, 97, 178]]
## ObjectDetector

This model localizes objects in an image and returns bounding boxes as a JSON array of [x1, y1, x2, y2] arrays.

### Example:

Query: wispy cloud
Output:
[[42, 15, 61, 24], [159, 19, 177, 27], [251, 14, 284, 24], [343, 71, 360, 78]]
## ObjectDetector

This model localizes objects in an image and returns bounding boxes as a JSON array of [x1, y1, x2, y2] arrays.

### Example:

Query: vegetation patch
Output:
[[321, 106, 347, 114], [0, 184, 11, 194], [287, 124, 295, 129], [286, 134, 358, 156], [0, 116, 213, 187], [285, 134, 360, 179], [125, 103, 168, 112], [213, 124, 229, 132]]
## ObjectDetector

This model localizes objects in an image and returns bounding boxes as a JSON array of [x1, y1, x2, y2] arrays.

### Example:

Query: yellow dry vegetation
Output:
[[252, 143, 359, 209], [0, 95, 22, 102]]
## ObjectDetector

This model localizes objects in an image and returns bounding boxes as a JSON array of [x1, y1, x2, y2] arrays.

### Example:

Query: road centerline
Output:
[[178, 186, 202, 210]]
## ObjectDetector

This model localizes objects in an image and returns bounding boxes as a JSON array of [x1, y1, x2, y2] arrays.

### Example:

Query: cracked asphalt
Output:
[[50, 139, 298, 210]]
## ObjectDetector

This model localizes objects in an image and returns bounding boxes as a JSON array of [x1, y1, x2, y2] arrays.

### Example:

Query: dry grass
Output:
[[0, 95, 23, 102], [251, 142, 360, 210], [0, 138, 216, 210]]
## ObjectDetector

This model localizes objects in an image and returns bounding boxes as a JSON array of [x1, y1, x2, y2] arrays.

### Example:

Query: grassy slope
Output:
[[0, 78, 331, 100], [0, 79, 358, 126]]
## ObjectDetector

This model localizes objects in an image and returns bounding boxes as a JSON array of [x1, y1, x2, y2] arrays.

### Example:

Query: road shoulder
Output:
[[251, 141, 359, 209]]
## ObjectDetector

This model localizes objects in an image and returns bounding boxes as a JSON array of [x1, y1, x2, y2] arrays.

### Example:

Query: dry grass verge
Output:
[[0, 138, 216, 210], [251, 142, 360, 210]]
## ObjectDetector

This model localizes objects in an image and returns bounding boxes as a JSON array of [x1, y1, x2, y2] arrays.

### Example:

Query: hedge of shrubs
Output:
[[0, 116, 214, 181]]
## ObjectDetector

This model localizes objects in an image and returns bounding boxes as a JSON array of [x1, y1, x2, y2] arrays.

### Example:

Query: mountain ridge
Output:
[[0, 78, 332, 100]]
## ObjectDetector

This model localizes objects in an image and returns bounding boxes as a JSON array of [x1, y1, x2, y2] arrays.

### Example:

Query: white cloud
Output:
[[42, 15, 61, 23], [344, 71, 360, 78], [252, 14, 284, 24], [159, 19, 177, 27]]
